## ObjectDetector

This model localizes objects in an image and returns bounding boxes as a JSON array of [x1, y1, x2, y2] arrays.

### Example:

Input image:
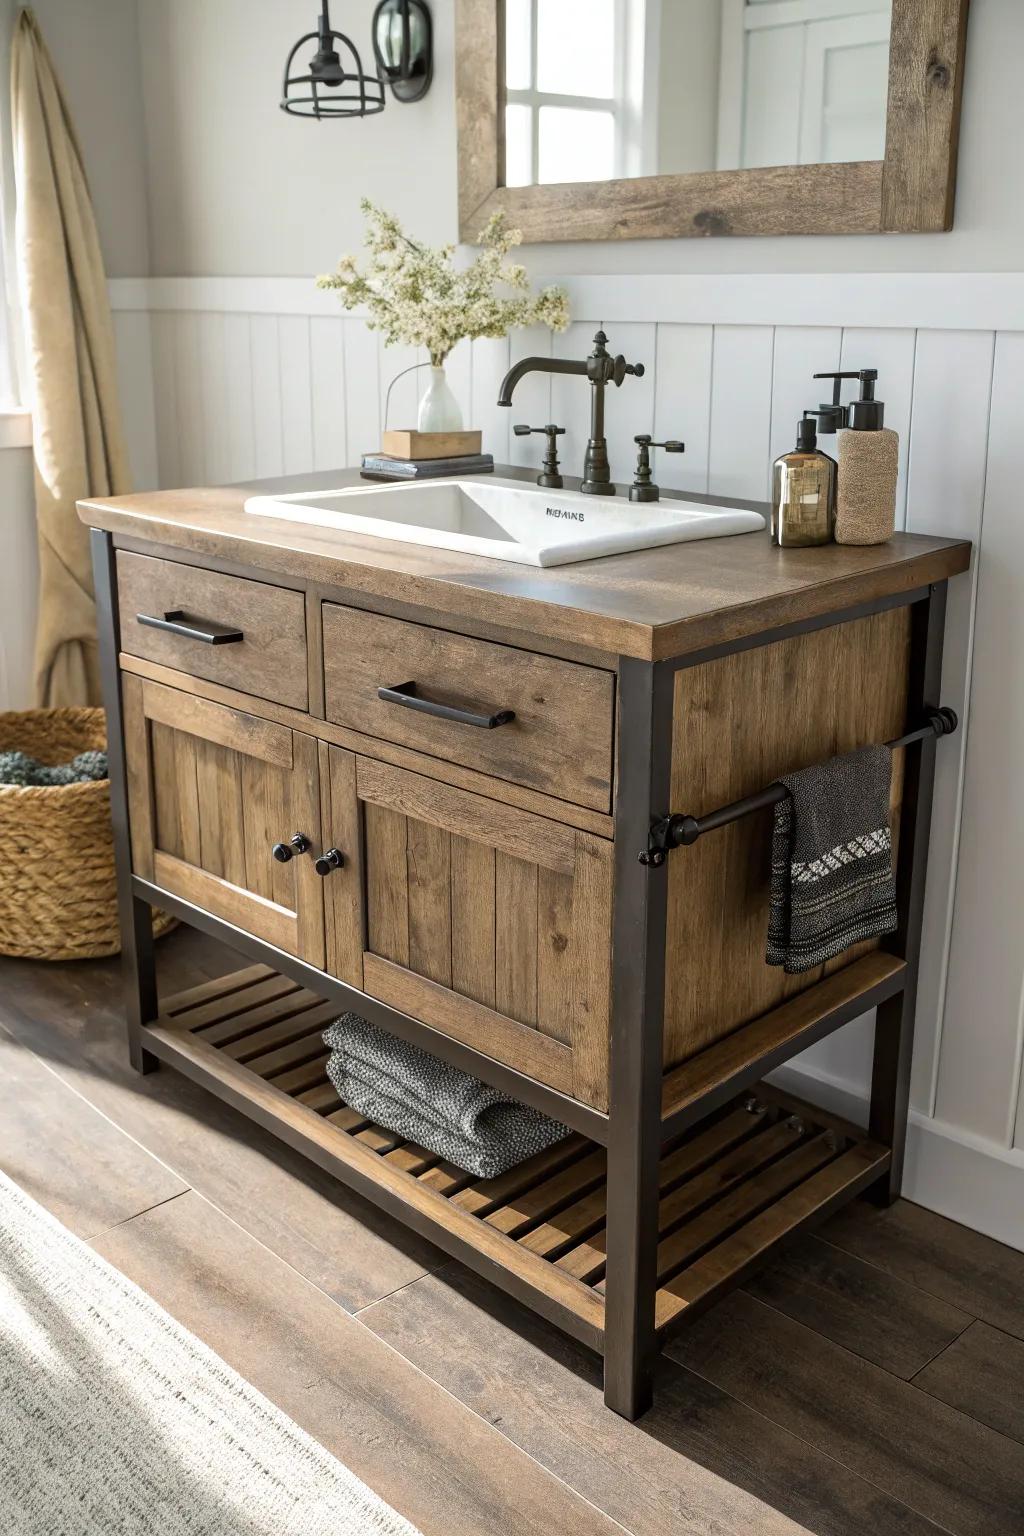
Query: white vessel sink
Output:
[[243, 476, 765, 568]]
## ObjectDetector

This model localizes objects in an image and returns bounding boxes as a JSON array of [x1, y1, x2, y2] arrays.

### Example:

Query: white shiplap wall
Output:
[[109, 273, 1024, 1250]]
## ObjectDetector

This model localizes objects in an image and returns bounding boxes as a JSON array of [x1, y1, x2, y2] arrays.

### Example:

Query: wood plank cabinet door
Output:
[[321, 749, 613, 1110], [122, 676, 325, 966]]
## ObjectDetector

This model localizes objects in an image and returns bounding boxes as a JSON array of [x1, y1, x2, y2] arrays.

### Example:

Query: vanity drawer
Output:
[[116, 552, 308, 709], [322, 604, 615, 812]]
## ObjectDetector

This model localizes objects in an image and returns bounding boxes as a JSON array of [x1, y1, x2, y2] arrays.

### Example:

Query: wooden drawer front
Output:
[[117, 551, 308, 709], [321, 753, 612, 1109], [122, 677, 325, 966], [322, 604, 614, 812]]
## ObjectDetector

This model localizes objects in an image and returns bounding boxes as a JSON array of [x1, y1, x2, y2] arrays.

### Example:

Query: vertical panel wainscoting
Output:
[[107, 275, 1024, 1251]]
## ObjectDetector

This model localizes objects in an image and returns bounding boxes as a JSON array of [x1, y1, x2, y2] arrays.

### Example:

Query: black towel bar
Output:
[[640, 706, 959, 867]]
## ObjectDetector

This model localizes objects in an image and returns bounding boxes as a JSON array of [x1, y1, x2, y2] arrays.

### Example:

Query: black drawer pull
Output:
[[377, 680, 515, 730], [137, 610, 244, 646]]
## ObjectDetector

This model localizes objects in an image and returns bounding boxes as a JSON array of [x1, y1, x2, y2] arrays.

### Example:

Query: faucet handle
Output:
[[612, 357, 646, 386], [631, 435, 685, 504], [514, 423, 565, 490], [634, 435, 684, 452]]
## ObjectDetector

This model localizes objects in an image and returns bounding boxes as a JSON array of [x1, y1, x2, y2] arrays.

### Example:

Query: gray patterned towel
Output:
[[766, 743, 897, 975], [323, 1015, 572, 1179]]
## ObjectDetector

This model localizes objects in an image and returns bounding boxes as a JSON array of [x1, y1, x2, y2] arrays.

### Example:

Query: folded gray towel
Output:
[[766, 743, 897, 975], [323, 1015, 572, 1180]]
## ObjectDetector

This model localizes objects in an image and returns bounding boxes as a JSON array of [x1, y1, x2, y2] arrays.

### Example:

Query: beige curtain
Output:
[[11, 7, 131, 707]]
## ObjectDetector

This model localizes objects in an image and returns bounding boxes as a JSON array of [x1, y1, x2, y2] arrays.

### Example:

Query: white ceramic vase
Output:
[[417, 365, 463, 433]]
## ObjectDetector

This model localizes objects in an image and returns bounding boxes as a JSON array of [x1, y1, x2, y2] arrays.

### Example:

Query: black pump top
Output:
[[795, 413, 818, 451], [812, 369, 885, 431]]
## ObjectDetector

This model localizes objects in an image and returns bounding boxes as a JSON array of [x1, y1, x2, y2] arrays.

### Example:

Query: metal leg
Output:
[[124, 894, 159, 1074], [603, 657, 674, 1418], [869, 582, 948, 1203], [90, 528, 160, 1074]]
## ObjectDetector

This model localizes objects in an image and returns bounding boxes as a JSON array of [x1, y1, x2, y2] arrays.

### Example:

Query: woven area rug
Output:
[[0, 1169, 420, 1535]]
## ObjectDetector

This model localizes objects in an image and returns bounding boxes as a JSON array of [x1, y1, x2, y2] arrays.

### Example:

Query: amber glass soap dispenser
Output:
[[771, 413, 836, 547]]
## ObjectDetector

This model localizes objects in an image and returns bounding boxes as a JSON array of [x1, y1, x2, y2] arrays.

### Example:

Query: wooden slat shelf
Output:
[[144, 965, 891, 1350]]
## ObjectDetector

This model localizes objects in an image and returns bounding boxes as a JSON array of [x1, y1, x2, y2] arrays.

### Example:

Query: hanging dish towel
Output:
[[766, 743, 898, 975], [323, 1016, 572, 1179]]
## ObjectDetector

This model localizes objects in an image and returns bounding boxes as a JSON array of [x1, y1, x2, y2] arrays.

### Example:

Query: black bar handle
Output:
[[377, 680, 515, 730], [137, 610, 244, 646], [641, 706, 959, 865]]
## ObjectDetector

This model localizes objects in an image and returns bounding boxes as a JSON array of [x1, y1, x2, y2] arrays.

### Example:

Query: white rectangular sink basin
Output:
[[244, 476, 764, 568]]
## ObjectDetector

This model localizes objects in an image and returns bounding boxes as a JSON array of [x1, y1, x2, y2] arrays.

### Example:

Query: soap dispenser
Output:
[[771, 412, 836, 547], [813, 369, 900, 545]]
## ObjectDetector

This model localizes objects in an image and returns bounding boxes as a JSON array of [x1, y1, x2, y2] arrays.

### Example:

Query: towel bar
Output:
[[640, 706, 958, 867]]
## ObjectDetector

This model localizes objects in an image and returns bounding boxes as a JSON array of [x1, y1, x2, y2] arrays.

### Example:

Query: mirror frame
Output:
[[455, 0, 970, 243]]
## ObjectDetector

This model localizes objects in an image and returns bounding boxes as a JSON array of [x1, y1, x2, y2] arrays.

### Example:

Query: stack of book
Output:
[[361, 430, 494, 480]]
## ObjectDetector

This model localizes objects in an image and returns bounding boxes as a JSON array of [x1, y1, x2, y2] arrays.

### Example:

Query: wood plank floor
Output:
[[1, 925, 1022, 1536]]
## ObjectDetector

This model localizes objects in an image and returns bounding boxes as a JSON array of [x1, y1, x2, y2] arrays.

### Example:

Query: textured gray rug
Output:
[[0, 1168, 420, 1535]]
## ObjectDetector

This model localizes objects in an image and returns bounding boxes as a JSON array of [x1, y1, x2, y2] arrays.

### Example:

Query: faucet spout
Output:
[[497, 330, 646, 494], [497, 355, 588, 406]]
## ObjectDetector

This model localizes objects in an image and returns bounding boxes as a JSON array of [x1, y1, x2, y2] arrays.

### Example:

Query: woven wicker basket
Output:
[[0, 708, 173, 961]]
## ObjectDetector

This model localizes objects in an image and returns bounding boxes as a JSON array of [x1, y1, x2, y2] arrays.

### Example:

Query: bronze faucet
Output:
[[497, 329, 645, 495]]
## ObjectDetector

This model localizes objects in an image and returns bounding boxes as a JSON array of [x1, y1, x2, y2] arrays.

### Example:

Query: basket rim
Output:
[[0, 776, 110, 798], [0, 704, 108, 783]]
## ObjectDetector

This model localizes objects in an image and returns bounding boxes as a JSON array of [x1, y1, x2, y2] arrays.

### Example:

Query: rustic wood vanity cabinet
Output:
[[82, 467, 970, 1420]]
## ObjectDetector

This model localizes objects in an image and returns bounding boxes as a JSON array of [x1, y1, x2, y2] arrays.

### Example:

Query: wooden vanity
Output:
[[81, 467, 970, 1419]]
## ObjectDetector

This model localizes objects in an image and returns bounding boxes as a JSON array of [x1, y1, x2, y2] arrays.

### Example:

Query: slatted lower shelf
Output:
[[143, 964, 891, 1348]]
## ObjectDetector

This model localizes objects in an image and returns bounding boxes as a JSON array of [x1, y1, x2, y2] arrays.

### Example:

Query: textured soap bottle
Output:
[[813, 369, 899, 545], [771, 412, 836, 547]]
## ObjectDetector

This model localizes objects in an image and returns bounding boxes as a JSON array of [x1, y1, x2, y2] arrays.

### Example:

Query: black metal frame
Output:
[[597, 580, 950, 1415], [869, 583, 949, 1203], [603, 657, 675, 1418], [92, 523, 954, 1422]]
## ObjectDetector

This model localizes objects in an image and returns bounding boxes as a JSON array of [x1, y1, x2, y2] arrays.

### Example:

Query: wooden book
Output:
[[381, 429, 483, 461]]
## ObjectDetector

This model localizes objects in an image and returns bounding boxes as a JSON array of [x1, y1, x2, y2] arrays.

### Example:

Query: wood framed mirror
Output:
[[455, 0, 970, 242]]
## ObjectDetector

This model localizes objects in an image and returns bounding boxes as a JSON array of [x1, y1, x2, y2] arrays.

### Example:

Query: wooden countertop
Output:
[[79, 467, 971, 662]]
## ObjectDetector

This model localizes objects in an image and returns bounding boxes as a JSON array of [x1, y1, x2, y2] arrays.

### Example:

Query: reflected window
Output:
[[503, 0, 624, 186], [719, 0, 892, 171], [501, 0, 892, 187]]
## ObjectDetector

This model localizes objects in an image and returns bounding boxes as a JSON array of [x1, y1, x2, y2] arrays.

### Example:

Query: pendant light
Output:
[[372, 0, 433, 103], [281, 1, 386, 119]]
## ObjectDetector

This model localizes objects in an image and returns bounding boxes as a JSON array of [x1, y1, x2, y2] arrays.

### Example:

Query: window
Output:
[[503, 0, 636, 186]]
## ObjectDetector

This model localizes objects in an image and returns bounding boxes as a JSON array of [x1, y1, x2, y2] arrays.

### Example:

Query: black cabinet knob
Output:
[[272, 833, 312, 863], [314, 848, 345, 877]]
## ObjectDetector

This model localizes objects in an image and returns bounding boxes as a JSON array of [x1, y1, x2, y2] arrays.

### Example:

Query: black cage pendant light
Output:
[[281, 1, 386, 119], [372, 0, 433, 104]]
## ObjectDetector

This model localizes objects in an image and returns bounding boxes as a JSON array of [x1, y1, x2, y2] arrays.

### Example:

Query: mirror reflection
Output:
[[501, 0, 892, 187]]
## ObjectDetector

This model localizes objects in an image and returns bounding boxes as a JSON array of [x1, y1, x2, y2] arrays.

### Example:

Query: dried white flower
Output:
[[316, 201, 570, 366]]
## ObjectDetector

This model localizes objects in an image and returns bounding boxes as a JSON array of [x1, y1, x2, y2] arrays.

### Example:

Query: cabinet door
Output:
[[122, 676, 325, 966], [322, 750, 613, 1110]]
